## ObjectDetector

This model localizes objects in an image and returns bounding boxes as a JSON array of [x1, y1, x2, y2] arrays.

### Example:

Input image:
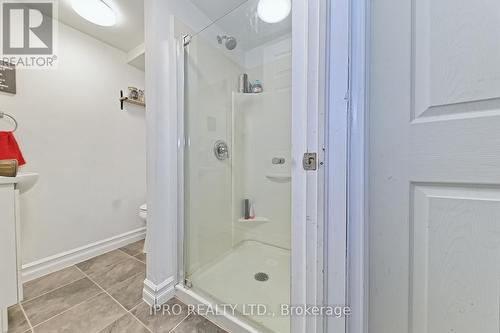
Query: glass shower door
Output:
[[182, 2, 292, 332]]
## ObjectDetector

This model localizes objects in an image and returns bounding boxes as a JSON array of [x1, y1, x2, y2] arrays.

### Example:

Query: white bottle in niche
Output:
[[249, 202, 256, 219]]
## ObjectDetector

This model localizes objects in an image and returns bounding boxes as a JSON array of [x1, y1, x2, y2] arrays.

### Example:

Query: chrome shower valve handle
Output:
[[214, 140, 229, 160]]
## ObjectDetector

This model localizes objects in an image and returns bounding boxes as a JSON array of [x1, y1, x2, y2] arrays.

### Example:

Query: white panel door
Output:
[[369, 0, 500, 332]]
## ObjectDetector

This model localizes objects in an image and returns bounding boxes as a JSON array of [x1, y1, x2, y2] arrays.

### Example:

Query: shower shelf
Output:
[[119, 90, 145, 110], [265, 173, 291, 181], [120, 97, 145, 107], [237, 217, 270, 223]]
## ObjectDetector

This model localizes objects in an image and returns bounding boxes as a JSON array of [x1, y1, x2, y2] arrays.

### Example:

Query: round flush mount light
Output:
[[257, 0, 291, 24], [71, 0, 116, 27]]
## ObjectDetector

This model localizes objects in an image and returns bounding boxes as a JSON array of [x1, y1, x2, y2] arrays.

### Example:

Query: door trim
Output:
[[324, 0, 350, 331], [346, 0, 370, 332]]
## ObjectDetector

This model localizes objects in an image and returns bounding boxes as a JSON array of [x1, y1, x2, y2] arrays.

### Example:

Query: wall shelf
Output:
[[120, 97, 145, 107], [237, 217, 270, 223], [265, 173, 291, 182], [119, 90, 145, 110]]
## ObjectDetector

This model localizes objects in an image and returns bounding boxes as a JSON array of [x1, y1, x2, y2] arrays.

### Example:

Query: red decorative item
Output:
[[0, 131, 26, 166]]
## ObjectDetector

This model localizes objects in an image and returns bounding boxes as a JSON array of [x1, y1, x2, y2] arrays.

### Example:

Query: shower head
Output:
[[217, 35, 238, 50]]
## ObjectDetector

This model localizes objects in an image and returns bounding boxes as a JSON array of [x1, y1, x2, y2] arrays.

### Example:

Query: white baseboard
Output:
[[21, 227, 146, 283], [143, 277, 176, 307]]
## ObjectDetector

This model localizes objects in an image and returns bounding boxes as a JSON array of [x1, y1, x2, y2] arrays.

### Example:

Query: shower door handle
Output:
[[214, 140, 229, 160]]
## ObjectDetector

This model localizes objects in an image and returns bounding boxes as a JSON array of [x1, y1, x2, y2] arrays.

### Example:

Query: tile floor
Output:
[[7, 240, 227, 333]]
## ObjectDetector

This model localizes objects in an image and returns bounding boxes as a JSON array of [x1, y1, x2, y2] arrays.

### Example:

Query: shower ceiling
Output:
[[189, 0, 291, 51], [58, 0, 288, 54]]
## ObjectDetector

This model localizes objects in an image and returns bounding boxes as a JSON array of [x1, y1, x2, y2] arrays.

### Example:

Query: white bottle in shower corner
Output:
[[249, 202, 256, 219]]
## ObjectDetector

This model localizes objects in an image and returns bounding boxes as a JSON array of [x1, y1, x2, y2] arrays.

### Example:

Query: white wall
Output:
[[0, 23, 146, 265], [233, 37, 292, 249]]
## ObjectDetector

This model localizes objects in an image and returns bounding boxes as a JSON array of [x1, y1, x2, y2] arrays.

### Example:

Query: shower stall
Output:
[[177, 1, 292, 332]]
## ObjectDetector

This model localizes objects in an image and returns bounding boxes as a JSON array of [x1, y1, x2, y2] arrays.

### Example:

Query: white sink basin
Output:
[[15, 172, 38, 194]]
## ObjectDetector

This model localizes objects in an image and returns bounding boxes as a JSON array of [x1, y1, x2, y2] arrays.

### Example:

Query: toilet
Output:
[[139, 204, 148, 253]]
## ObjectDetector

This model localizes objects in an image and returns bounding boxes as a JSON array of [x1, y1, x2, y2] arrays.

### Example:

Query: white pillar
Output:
[[142, 0, 178, 306]]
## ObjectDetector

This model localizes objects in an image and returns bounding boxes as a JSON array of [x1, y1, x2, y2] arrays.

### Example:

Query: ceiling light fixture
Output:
[[257, 0, 291, 24], [71, 0, 117, 27]]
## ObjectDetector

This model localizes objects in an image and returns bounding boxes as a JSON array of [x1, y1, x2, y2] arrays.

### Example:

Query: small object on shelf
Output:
[[252, 80, 263, 93], [243, 199, 251, 219], [138, 89, 145, 103], [238, 74, 248, 93], [0, 159, 18, 177], [128, 87, 139, 100], [249, 202, 255, 219], [242, 199, 256, 219], [120, 90, 146, 110]]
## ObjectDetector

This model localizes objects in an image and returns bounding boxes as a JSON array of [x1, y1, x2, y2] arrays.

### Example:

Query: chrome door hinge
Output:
[[303, 153, 317, 171]]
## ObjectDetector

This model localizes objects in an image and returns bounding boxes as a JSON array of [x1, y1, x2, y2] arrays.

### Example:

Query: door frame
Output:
[[345, 0, 370, 332], [291, 0, 327, 331]]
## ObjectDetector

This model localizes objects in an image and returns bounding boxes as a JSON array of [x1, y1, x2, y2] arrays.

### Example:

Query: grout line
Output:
[[19, 303, 34, 332], [117, 246, 146, 265], [22, 275, 86, 305], [128, 303, 154, 333], [74, 265, 153, 333], [168, 313, 191, 333], [134, 253, 146, 264], [129, 253, 147, 265]]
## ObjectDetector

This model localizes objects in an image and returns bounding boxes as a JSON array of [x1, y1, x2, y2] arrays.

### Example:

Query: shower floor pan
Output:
[[189, 240, 290, 333]]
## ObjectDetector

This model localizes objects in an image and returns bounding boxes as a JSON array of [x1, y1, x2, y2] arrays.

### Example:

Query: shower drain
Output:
[[254, 272, 269, 282]]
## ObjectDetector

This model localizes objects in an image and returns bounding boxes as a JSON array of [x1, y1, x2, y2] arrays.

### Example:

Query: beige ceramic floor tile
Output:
[[131, 299, 188, 333], [7, 304, 30, 333], [172, 314, 228, 333], [98, 313, 150, 333], [23, 266, 84, 301], [107, 271, 146, 310], [23, 278, 100, 326], [33, 293, 125, 333], [89, 257, 145, 291], [119, 240, 145, 257], [76, 250, 130, 276]]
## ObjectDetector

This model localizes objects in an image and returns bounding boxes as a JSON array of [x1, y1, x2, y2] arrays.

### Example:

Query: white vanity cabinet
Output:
[[0, 174, 37, 333], [0, 180, 20, 333]]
